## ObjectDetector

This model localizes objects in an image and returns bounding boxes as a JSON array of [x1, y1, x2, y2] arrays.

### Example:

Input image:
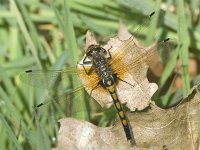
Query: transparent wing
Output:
[[32, 82, 117, 126], [108, 11, 177, 84], [109, 37, 177, 84], [19, 68, 77, 90], [131, 11, 156, 45], [19, 66, 115, 121], [19, 66, 100, 90]]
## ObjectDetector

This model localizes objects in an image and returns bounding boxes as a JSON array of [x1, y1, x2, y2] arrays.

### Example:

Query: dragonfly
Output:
[[19, 12, 177, 146]]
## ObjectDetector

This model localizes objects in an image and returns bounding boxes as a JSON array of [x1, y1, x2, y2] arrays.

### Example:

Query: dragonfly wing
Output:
[[109, 36, 148, 83], [33, 86, 93, 118], [110, 37, 177, 83], [20, 65, 114, 117], [19, 68, 77, 90], [33, 82, 116, 123]]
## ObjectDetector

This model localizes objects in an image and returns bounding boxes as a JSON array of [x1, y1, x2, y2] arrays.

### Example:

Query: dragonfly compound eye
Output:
[[86, 44, 98, 57]]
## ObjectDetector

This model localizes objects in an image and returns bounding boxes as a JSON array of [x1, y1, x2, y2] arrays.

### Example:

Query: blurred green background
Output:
[[0, 0, 200, 149]]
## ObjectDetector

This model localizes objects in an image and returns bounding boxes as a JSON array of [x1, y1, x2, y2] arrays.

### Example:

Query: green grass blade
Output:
[[51, 0, 89, 120], [9, 0, 42, 69], [0, 114, 23, 150], [117, 0, 155, 14], [177, 0, 190, 95], [64, 0, 89, 120], [145, 0, 162, 44], [159, 44, 180, 88]]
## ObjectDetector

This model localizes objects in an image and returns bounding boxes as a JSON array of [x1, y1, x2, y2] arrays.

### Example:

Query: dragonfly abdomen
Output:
[[103, 77, 135, 144]]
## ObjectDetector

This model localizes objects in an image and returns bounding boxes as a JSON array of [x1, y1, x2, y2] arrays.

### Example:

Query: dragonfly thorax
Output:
[[92, 56, 112, 79]]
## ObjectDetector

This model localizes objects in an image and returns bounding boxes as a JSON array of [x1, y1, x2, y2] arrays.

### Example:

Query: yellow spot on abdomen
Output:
[[115, 102, 121, 109], [107, 86, 114, 93], [122, 119, 127, 126], [107, 81, 111, 85], [119, 111, 124, 118], [111, 93, 117, 100]]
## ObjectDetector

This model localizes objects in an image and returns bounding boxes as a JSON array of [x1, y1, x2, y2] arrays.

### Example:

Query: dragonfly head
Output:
[[86, 45, 107, 59]]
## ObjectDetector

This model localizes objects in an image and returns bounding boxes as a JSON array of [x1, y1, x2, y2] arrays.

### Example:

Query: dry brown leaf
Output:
[[53, 84, 200, 150], [77, 26, 158, 111]]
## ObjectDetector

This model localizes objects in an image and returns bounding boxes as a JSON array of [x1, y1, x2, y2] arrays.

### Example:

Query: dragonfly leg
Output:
[[113, 74, 135, 88], [107, 46, 112, 59], [118, 77, 135, 88]]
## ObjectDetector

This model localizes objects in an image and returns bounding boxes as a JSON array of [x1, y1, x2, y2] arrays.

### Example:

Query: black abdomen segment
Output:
[[104, 79, 136, 145]]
